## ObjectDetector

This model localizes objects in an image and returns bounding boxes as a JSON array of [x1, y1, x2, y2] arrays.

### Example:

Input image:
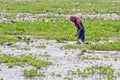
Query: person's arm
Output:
[[75, 24, 82, 36], [75, 29, 79, 36], [78, 24, 82, 33]]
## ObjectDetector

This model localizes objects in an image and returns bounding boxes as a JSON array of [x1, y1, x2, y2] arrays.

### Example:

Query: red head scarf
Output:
[[70, 16, 82, 27], [70, 16, 76, 22]]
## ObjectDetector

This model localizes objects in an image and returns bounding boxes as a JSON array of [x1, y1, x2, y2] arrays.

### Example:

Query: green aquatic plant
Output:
[[0, 54, 52, 68], [24, 68, 37, 77], [0, 35, 18, 45], [24, 68, 45, 78], [0, 19, 120, 43], [64, 40, 120, 51], [0, 0, 119, 14], [67, 65, 115, 80], [50, 72, 62, 77]]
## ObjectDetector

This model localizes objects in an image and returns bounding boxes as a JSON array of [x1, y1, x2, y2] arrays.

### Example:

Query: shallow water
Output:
[[0, 39, 120, 80]]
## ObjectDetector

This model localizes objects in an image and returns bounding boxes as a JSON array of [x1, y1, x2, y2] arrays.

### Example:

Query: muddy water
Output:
[[0, 39, 120, 80], [0, 13, 120, 24]]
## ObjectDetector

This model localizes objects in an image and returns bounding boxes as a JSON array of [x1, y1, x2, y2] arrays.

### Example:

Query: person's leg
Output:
[[82, 33, 85, 42], [77, 31, 84, 44], [79, 23, 85, 43], [77, 39, 83, 44]]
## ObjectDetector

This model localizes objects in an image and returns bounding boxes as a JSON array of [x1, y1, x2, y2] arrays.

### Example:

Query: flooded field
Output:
[[0, 38, 120, 80], [0, 0, 120, 80]]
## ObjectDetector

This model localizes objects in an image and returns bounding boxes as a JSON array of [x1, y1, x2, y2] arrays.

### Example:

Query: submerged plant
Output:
[[0, 53, 52, 68], [67, 65, 115, 80], [24, 68, 37, 77], [50, 72, 62, 77]]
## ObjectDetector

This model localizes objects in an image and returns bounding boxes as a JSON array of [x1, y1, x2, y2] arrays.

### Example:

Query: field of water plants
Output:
[[0, 0, 120, 80]]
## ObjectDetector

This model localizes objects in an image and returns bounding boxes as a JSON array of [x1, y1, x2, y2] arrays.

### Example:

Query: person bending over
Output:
[[70, 16, 85, 44]]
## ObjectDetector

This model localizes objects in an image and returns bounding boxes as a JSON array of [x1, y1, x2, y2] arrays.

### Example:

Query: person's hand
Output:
[[75, 33, 78, 36], [75, 34, 77, 36]]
